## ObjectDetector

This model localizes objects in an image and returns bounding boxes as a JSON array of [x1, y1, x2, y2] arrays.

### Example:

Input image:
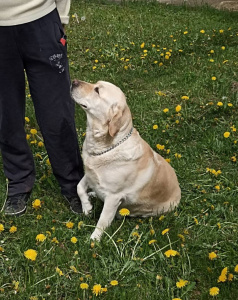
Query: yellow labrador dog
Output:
[[71, 80, 181, 241]]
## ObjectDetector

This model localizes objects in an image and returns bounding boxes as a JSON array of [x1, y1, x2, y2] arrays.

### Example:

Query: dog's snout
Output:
[[72, 79, 81, 88]]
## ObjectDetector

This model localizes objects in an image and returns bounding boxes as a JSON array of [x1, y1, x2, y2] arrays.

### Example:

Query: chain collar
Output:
[[91, 127, 134, 156]]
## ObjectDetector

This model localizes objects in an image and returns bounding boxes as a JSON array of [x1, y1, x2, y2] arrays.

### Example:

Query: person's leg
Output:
[[21, 10, 84, 199], [0, 26, 35, 197]]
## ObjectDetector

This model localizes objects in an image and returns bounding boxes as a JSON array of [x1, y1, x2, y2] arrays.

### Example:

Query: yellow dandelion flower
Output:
[[163, 108, 169, 113], [209, 287, 219, 296], [234, 265, 238, 272], [176, 279, 188, 288], [0, 224, 4, 232], [164, 249, 179, 257], [80, 283, 89, 290], [66, 221, 74, 229], [209, 252, 217, 260], [200, 29, 205, 33], [36, 233, 46, 242], [9, 226, 17, 233], [24, 249, 37, 261], [156, 144, 165, 150], [159, 215, 165, 221], [162, 228, 170, 235], [184, 229, 189, 235], [51, 237, 59, 244], [78, 221, 84, 229], [153, 125, 158, 130], [71, 237, 78, 244], [56, 267, 64, 276], [0, 246, 4, 252], [70, 265, 77, 273], [149, 239, 157, 245], [13, 281, 19, 291], [228, 103, 233, 107], [32, 199, 41, 209], [194, 218, 199, 225], [223, 132, 230, 138], [25, 117, 30, 122], [178, 234, 185, 242], [35, 153, 43, 160], [110, 280, 118, 286], [119, 208, 130, 216], [30, 128, 37, 135], [92, 284, 102, 296], [211, 76, 217, 81], [175, 153, 182, 159], [175, 105, 181, 112], [140, 42, 145, 48], [150, 229, 155, 235], [228, 273, 234, 281], [132, 231, 140, 238], [165, 158, 171, 163], [38, 141, 44, 147], [36, 215, 42, 220], [181, 96, 189, 100], [221, 46, 225, 50], [218, 267, 228, 282], [219, 29, 224, 33], [172, 298, 182, 300], [217, 102, 223, 106]]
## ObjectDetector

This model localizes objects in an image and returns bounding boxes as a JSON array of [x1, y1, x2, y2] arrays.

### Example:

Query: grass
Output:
[[0, 0, 238, 299]]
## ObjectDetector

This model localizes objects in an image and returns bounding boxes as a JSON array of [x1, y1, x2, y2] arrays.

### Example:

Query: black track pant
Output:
[[0, 9, 84, 197]]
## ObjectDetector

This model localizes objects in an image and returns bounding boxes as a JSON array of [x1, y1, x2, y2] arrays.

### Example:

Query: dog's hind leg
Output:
[[90, 196, 122, 241], [77, 176, 93, 215]]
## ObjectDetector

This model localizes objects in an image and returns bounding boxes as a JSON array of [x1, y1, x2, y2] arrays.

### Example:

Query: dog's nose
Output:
[[72, 79, 80, 87]]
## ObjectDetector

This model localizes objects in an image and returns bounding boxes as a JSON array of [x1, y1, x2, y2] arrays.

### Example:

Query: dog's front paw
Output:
[[82, 202, 93, 216], [90, 229, 102, 241]]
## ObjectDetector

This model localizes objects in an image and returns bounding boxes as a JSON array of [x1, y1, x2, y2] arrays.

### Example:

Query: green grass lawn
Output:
[[0, 0, 238, 299]]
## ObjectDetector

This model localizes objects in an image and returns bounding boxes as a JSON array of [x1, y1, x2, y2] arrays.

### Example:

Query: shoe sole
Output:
[[4, 206, 27, 217], [1, 191, 31, 217]]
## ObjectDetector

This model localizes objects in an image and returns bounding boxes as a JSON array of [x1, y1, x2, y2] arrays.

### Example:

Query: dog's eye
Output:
[[94, 87, 100, 94]]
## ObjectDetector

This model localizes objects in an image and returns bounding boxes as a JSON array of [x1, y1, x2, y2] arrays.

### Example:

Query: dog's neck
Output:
[[84, 119, 133, 156]]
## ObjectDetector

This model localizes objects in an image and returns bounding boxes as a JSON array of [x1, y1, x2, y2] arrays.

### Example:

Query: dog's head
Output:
[[71, 80, 131, 137]]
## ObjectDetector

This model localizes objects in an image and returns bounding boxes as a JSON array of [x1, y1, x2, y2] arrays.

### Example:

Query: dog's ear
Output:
[[108, 105, 123, 137]]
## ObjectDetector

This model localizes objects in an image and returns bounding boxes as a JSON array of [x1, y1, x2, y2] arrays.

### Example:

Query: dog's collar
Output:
[[91, 127, 134, 156]]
